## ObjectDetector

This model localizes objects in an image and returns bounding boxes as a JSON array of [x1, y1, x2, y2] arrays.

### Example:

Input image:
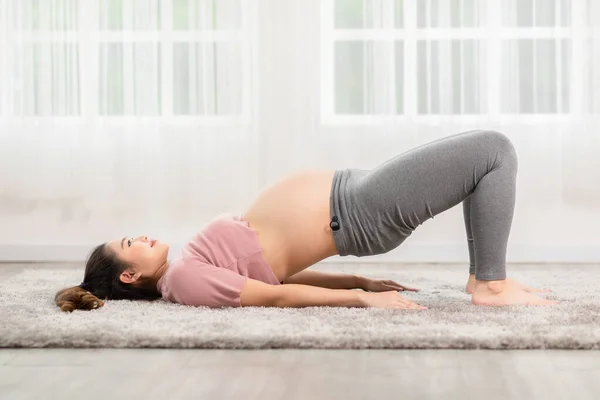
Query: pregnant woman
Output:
[[56, 130, 557, 312]]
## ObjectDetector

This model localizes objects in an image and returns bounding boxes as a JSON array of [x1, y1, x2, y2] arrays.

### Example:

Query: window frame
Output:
[[0, 0, 254, 125], [320, 0, 592, 125]]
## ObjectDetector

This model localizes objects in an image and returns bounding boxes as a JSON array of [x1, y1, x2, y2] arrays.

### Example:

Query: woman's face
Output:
[[106, 236, 169, 283]]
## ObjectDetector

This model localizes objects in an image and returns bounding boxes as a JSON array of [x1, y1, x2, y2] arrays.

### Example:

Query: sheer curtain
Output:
[[0, 0, 248, 117], [328, 0, 598, 117], [0, 0, 259, 259], [0, 0, 598, 262]]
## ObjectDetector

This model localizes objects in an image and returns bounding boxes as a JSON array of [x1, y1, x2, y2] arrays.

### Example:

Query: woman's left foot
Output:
[[466, 275, 550, 294]]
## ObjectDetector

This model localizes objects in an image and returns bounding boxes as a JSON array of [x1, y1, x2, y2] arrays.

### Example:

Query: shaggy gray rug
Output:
[[1, 264, 599, 349]]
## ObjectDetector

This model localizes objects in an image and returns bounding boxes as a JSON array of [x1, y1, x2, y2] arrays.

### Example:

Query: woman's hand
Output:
[[358, 276, 419, 293], [358, 291, 427, 310]]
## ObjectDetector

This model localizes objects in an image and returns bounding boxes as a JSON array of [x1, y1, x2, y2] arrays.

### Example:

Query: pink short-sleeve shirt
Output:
[[156, 213, 281, 308]]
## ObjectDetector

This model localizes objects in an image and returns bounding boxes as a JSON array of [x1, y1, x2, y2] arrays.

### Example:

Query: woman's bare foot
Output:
[[505, 278, 551, 293], [465, 275, 477, 294], [471, 280, 558, 306], [466, 275, 550, 294]]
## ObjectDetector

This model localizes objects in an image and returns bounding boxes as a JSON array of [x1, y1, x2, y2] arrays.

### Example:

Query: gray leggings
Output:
[[329, 130, 518, 281]]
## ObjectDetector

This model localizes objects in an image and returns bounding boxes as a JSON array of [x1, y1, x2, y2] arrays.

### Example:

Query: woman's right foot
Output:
[[471, 280, 558, 306], [466, 275, 550, 294]]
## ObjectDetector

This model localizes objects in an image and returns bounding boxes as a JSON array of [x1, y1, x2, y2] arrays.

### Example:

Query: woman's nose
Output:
[[135, 236, 148, 243]]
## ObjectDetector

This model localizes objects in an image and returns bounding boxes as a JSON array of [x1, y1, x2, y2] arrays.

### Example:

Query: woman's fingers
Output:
[[399, 285, 419, 292], [403, 298, 427, 309], [383, 280, 419, 292], [395, 303, 427, 310], [396, 297, 427, 310]]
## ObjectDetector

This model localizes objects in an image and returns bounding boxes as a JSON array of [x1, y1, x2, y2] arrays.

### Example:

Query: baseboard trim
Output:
[[1, 243, 598, 263]]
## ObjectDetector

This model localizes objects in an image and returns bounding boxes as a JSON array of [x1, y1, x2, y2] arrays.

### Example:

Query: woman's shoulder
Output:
[[158, 256, 210, 292]]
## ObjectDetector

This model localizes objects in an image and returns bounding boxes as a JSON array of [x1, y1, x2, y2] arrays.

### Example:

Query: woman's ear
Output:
[[119, 270, 141, 284]]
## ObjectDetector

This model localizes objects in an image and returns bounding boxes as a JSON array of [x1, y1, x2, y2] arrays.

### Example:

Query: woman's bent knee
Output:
[[477, 130, 518, 169]]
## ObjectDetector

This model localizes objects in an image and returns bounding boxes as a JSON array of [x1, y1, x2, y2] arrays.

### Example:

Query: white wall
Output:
[[1, 0, 599, 263]]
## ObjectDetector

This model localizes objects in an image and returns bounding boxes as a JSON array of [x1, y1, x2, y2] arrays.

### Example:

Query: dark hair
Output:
[[55, 243, 162, 312]]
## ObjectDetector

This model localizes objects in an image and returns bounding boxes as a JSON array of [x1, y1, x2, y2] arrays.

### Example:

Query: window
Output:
[[322, 0, 593, 122], [0, 0, 252, 122]]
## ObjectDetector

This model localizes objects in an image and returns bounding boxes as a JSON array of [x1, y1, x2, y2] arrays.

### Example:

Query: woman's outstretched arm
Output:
[[282, 269, 360, 290], [281, 269, 420, 293], [239, 279, 426, 309]]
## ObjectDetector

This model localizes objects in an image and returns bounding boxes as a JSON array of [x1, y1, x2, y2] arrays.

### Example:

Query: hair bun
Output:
[[55, 286, 105, 312]]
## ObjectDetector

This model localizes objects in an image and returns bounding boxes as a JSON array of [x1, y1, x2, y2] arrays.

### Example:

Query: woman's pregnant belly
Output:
[[242, 169, 338, 281]]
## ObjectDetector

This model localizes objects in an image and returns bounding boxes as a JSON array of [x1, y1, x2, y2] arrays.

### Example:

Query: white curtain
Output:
[[330, 0, 598, 116], [0, 0, 260, 255], [0, 0, 246, 117], [0, 0, 599, 262]]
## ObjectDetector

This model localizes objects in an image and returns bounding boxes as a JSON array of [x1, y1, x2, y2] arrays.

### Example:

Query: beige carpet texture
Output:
[[1, 264, 599, 349]]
